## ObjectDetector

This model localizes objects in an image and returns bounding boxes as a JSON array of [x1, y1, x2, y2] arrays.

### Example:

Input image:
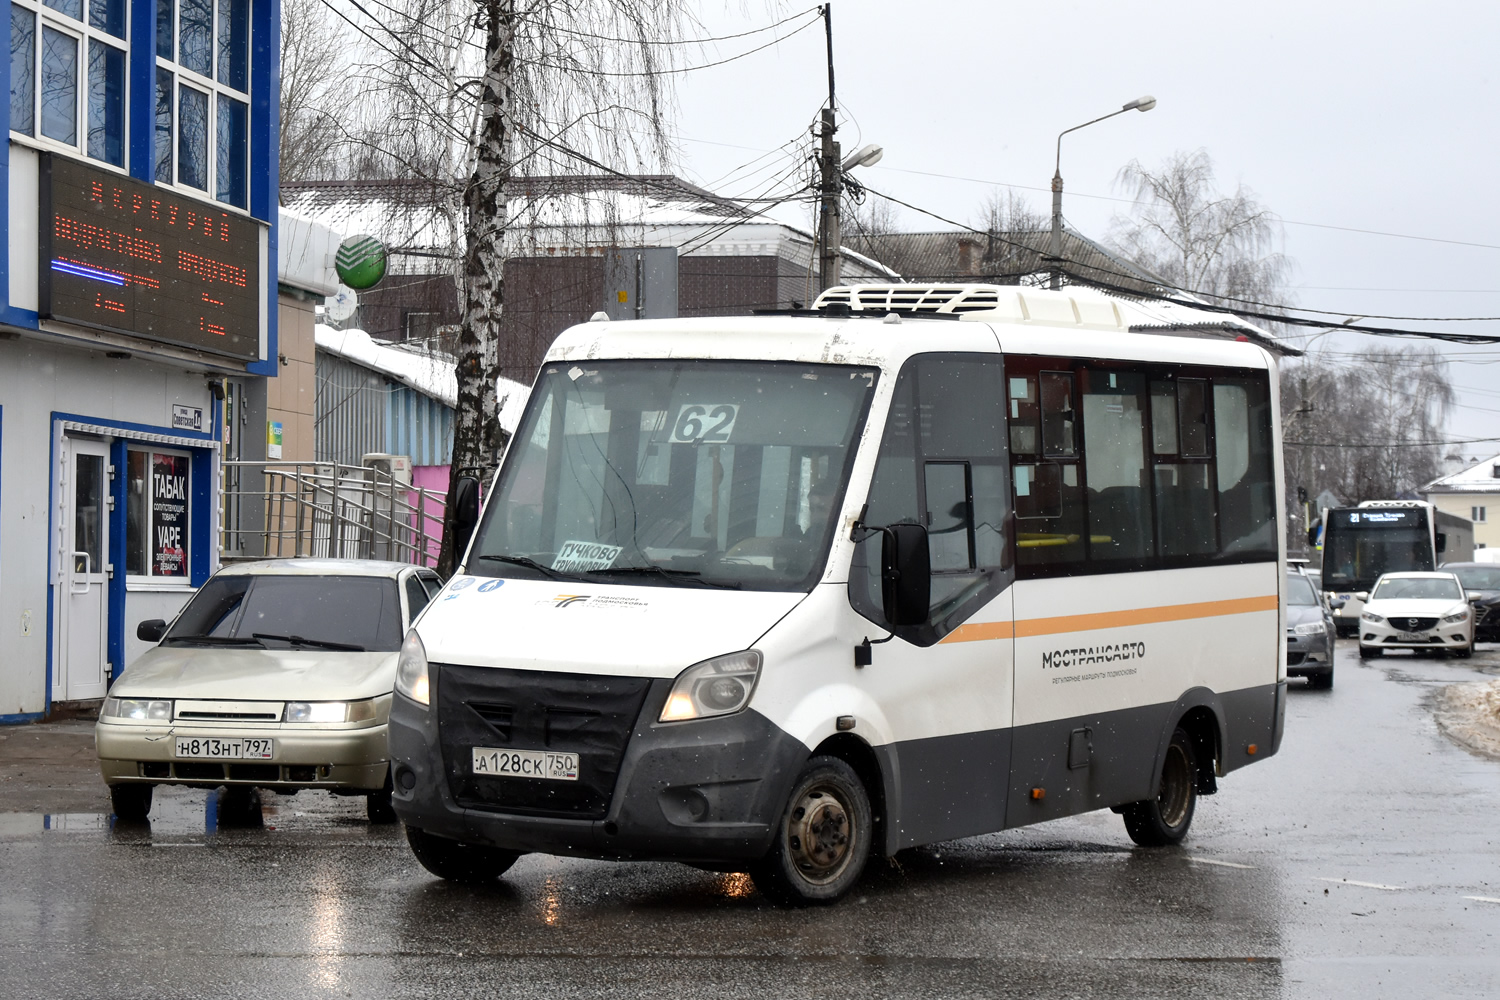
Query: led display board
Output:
[[39, 154, 265, 361]]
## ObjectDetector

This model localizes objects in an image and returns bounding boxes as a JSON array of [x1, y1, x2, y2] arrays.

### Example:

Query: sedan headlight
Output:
[[660, 650, 762, 723], [1443, 609, 1470, 624], [102, 698, 172, 721], [395, 630, 430, 706], [283, 700, 378, 723], [1294, 621, 1326, 636], [1361, 612, 1385, 624]]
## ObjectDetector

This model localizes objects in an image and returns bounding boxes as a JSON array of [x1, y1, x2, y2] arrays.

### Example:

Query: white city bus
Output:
[[389, 284, 1286, 905]]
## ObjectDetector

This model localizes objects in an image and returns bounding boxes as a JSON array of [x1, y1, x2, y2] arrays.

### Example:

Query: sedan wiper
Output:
[[585, 566, 740, 589], [161, 634, 265, 647], [251, 633, 366, 652], [475, 554, 564, 579]]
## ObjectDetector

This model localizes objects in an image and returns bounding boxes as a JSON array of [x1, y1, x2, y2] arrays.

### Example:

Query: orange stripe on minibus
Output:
[[939, 594, 1279, 644]]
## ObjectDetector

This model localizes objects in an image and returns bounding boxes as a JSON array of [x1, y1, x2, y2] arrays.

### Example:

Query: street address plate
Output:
[[472, 747, 578, 781], [174, 737, 273, 759]]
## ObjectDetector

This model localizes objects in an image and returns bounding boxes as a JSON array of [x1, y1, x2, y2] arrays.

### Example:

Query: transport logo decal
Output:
[[1042, 642, 1145, 669], [477, 579, 505, 593], [540, 594, 650, 612]]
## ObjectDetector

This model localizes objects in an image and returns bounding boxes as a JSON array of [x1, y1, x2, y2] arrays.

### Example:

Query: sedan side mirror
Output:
[[137, 619, 167, 643], [452, 475, 482, 558], [1467, 590, 1482, 603], [1354, 592, 1369, 603], [880, 522, 931, 627]]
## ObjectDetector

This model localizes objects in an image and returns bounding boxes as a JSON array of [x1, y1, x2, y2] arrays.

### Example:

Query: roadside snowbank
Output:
[[1436, 679, 1500, 760]]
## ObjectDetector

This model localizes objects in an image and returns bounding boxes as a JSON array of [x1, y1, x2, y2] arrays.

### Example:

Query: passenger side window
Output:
[[1082, 370, 1152, 563], [1151, 378, 1216, 558], [850, 354, 1011, 645], [1013, 359, 1276, 578], [404, 575, 432, 621]]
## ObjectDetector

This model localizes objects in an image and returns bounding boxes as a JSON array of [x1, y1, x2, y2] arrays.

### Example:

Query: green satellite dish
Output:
[[335, 235, 387, 290]]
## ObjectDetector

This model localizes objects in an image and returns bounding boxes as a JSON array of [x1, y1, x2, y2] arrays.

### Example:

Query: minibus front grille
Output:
[[435, 663, 651, 820]]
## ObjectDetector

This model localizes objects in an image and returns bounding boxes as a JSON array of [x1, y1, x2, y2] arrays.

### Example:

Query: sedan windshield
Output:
[[165, 575, 402, 651], [470, 359, 878, 591], [1450, 566, 1500, 591], [1286, 575, 1320, 606], [1371, 576, 1463, 601]]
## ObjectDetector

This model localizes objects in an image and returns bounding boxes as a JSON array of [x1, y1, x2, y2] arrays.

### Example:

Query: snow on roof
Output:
[[1423, 452, 1500, 494], [315, 324, 531, 435]]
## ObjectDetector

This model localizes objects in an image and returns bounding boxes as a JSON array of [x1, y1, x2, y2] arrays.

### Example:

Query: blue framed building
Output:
[[1, 0, 280, 719]]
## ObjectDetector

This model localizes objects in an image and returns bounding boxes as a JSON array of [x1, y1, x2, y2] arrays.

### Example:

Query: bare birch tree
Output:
[[1108, 148, 1293, 307], [280, 0, 354, 183], [336, 0, 693, 574], [1282, 346, 1456, 512]]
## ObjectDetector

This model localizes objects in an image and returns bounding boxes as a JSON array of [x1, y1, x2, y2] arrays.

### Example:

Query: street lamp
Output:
[[1049, 95, 1156, 290]]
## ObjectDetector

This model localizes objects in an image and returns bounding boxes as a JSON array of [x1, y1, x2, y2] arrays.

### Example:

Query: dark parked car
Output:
[[1441, 562, 1500, 642], [1286, 572, 1337, 688]]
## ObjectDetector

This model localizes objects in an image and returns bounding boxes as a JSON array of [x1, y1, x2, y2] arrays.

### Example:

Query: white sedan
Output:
[[97, 559, 442, 822], [1356, 571, 1475, 659]]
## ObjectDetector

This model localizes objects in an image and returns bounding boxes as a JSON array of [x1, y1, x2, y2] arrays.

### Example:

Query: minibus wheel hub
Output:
[[789, 786, 853, 880]]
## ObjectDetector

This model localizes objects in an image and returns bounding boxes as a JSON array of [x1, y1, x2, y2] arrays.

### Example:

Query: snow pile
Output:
[[1436, 679, 1500, 760]]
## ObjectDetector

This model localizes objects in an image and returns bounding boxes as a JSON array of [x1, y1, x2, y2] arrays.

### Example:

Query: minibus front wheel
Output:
[[406, 827, 523, 883], [1123, 727, 1197, 847], [750, 755, 873, 906]]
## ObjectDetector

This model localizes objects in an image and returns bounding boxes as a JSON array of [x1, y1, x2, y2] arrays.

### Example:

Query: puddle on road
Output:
[[0, 784, 385, 842]]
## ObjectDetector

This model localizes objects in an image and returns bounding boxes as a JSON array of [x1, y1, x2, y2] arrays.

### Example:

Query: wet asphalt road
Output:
[[2, 642, 1498, 999]]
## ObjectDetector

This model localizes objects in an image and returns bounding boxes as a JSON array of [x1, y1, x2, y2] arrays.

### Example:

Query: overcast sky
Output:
[[662, 0, 1500, 454]]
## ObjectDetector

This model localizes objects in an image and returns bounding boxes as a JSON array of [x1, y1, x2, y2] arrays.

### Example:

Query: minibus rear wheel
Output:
[[1123, 728, 1197, 847], [406, 827, 522, 883], [750, 755, 873, 906]]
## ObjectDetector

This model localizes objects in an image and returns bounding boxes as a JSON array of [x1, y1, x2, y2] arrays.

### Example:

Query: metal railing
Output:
[[221, 461, 447, 567]]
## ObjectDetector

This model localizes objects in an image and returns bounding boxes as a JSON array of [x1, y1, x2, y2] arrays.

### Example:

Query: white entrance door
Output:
[[60, 436, 111, 701]]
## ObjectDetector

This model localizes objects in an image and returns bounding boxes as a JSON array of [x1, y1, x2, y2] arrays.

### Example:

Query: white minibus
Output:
[[390, 283, 1287, 905]]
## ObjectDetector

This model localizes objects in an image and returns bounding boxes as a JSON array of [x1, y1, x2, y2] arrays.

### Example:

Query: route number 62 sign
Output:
[[669, 404, 739, 444]]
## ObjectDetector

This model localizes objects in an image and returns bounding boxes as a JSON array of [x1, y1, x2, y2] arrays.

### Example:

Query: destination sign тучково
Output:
[[39, 155, 264, 361]]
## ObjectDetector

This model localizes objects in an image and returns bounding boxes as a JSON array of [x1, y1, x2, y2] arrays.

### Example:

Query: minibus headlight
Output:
[[395, 630, 430, 707], [660, 650, 762, 723]]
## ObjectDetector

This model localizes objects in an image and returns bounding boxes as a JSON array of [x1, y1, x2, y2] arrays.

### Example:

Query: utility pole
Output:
[[817, 5, 841, 292]]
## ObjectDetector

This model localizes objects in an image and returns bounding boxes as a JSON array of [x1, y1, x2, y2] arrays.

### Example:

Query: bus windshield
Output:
[[1322, 508, 1433, 592], [470, 359, 879, 591]]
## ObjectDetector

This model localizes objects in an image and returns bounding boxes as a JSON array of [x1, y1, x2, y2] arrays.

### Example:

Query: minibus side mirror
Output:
[[453, 475, 482, 557], [1327, 598, 1346, 611], [1436, 532, 1447, 554], [881, 523, 931, 626], [137, 619, 167, 643]]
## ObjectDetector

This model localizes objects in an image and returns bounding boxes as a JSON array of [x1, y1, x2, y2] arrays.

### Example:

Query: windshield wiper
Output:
[[161, 634, 265, 647], [585, 566, 740, 589], [475, 554, 565, 579], [250, 633, 366, 652]]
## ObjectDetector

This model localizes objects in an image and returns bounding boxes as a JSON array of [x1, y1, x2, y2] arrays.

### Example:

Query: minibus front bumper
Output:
[[388, 672, 808, 865]]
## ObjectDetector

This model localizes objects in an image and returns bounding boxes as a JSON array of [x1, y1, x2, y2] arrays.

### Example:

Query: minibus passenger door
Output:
[[846, 354, 1015, 850]]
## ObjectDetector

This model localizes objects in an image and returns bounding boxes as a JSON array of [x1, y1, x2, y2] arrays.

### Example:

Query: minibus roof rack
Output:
[[752, 306, 961, 322], [811, 283, 1130, 332]]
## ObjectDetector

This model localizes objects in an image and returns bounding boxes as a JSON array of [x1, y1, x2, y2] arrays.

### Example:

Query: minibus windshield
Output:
[[470, 359, 879, 591]]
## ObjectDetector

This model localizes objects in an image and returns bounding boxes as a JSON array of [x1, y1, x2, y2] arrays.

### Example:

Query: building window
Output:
[[126, 447, 192, 580], [9, 0, 125, 166], [153, 0, 249, 208], [1475, 506, 1488, 523]]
